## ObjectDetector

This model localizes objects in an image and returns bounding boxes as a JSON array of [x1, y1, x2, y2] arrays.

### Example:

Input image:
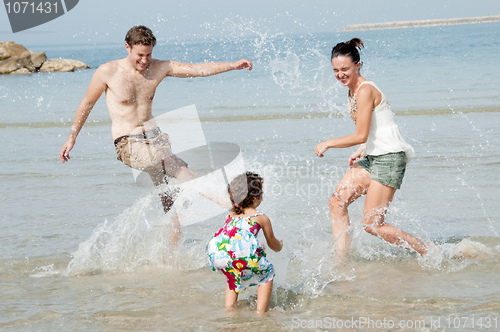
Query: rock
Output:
[[11, 67, 32, 75], [0, 41, 88, 74], [0, 41, 28, 59], [0, 41, 36, 74], [30, 51, 47, 69], [39, 58, 90, 72], [0, 51, 31, 74]]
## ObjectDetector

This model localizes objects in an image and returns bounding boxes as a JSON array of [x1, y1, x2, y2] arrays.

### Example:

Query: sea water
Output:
[[1, 21, 499, 330]]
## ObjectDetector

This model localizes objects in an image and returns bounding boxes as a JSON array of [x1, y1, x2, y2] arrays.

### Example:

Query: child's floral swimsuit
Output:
[[207, 213, 275, 292]]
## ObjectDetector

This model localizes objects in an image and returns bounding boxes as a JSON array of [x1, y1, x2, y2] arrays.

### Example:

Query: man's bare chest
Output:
[[108, 73, 160, 104]]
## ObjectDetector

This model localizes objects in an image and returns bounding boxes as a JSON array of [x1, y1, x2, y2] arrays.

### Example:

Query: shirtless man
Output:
[[59, 25, 252, 215]]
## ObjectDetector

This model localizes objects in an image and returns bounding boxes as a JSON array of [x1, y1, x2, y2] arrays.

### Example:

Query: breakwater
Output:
[[340, 15, 500, 31]]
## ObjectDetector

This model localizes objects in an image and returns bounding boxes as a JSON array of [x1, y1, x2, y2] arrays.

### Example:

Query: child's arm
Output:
[[255, 215, 283, 252]]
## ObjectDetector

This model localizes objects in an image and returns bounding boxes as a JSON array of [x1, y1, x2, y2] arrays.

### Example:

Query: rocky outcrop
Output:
[[0, 41, 90, 74], [39, 58, 89, 73]]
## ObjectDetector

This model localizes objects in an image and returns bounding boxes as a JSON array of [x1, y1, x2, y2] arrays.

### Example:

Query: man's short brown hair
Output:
[[125, 25, 157, 47]]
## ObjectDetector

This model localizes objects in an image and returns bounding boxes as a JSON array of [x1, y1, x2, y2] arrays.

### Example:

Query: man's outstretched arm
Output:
[[59, 67, 107, 163], [164, 59, 252, 78]]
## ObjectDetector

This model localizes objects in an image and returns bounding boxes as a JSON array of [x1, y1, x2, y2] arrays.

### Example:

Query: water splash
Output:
[[65, 182, 219, 276]]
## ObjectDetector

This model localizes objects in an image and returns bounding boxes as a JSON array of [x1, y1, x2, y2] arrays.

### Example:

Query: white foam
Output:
[[449, 238, 496, 260]]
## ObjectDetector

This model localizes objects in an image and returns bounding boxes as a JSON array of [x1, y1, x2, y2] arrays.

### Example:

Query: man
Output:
[[59, 25, 252, 217]]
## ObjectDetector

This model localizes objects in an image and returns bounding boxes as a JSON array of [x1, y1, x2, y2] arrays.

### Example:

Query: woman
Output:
[[314, 38, 429, 264]]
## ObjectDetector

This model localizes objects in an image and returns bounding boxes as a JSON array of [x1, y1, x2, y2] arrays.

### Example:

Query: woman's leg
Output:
[[256, 280, 273, 315], [362, 180, 428, 255], [329, 164, 371, 264]]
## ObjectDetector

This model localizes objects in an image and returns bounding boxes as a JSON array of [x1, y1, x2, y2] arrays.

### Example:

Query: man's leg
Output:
[[146, 162, 182, 247], [174, 166, 231, 210], [118, 134, 184, 247], [144, 132, 231, 209]]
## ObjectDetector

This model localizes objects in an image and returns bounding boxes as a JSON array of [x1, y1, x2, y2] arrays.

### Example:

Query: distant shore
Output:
[[340, 15, 500, 31]]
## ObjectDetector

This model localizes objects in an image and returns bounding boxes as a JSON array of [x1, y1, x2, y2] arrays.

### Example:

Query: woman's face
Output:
[[331, 55, 360, 87]]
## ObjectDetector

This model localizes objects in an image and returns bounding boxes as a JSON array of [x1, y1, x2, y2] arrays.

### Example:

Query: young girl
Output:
[[314, 38, 431, 264], [207, 172, 283, 315]]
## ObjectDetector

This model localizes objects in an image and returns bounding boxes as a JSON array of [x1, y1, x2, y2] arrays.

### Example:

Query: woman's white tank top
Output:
[[348, 81, 415, 160]]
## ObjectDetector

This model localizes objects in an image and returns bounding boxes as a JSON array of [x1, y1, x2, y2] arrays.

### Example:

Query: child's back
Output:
[[208, 212, 274, 292], [206, 172, 282, 314]]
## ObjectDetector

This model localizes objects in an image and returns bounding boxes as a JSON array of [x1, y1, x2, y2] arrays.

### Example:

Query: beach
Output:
[[1, 21, 499, 331]]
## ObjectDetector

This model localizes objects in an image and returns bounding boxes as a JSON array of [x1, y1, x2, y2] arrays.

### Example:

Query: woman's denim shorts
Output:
[[357, 152, 407, 189]]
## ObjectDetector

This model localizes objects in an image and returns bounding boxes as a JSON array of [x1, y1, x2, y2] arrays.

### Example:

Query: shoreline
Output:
[[340, 15, 500, 31], [1, 107, 498, 129]]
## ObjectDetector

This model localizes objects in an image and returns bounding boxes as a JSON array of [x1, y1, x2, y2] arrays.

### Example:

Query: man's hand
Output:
[[234, 59, 253, 71], [60, 139, 75, 163]]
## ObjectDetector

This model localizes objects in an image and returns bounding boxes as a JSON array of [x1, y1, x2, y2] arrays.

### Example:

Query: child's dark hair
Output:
[[228, 172, 263, 215], [331, 38, 364, 63]]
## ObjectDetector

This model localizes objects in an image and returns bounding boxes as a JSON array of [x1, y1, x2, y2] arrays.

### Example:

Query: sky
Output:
[[1, 0, 500, 48]]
